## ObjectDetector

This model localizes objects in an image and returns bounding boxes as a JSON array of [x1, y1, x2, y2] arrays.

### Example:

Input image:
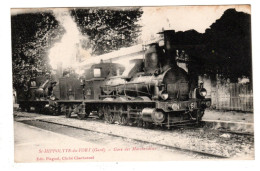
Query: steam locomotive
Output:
[[16, 30, 211, 128]]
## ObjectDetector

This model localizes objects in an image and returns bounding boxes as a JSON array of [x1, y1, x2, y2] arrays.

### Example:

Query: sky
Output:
[[140, 5, 250, 41]]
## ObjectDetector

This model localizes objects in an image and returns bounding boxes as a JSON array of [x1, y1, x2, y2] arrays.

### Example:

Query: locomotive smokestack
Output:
[[144, 43, 162, 74], [159, 30, 177, 71], [163, 30, 175, 51]]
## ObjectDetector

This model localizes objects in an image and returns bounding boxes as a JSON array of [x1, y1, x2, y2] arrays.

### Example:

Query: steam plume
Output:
[[49, 8, 91, 75]]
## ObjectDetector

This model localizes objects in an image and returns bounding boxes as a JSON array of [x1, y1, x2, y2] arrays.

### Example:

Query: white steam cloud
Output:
[[49, 8, 91, 74]]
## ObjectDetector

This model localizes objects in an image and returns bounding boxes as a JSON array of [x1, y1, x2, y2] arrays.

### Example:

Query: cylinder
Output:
[[141, 108, 155, 122], [141, 108, 166, 123]]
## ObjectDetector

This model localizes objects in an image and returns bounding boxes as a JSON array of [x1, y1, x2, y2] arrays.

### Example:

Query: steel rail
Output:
[[25, 118, 229, 159]]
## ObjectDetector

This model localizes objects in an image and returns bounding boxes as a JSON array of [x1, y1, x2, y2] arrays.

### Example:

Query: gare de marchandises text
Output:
[[39, 146, 156, 153]]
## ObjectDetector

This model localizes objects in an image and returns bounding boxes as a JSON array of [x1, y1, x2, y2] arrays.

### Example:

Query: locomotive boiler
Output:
[[16, 29, 211, 129]]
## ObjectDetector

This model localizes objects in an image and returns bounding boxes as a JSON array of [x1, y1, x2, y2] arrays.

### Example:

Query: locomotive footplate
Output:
[[155, 98, 211, 112], [154, 98, 211, 128]]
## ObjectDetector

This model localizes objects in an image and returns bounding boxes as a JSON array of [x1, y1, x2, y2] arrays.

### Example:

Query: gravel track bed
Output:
[[19, 119, 215, 160], [14, 111, 254, 159]]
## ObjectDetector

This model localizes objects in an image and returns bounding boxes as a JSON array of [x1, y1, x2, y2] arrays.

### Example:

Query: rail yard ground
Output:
[[13, 108, 254, 162], [14, 121, 205, 162]]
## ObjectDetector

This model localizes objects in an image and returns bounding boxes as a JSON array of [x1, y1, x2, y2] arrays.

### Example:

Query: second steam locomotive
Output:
[[17, 30, 211, 128]]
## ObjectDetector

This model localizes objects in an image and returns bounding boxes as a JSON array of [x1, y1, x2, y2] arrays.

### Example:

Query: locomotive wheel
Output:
[[97, 107, 105, 119], [119, 115, 128, 125], [52, 108, 59, 116], [117, 106, 128, 125], [60, 111, 66, 116], [127, 118, 135, 126], [76, 104, 88, 120], [25, 105, 31, 112], [65, 106, 73, 118], [137, 119, 143, 127], [65, 112, 71, 118], [34, 106, 40, 113], [55, 106, 61, 116], [20, 105, 25, 112], [36, 106, 43, 114], [143, 121, 153, 129], [104, 106, 115, 124], [77, 114, 86, 120]]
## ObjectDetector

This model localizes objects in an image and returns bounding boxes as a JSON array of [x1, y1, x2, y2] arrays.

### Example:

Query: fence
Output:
[[211, 83, 253, 112]]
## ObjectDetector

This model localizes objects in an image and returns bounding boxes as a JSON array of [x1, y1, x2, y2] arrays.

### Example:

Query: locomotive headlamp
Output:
[[160, 91, 169, 100], [199, 88, 207, 97]]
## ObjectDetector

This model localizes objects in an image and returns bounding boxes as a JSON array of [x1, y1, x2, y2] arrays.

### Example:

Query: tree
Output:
[[172, 9, 251, 83], [11, 12, 64, 90], [70, 8, 143, 55], [204, 9, 251, 82]]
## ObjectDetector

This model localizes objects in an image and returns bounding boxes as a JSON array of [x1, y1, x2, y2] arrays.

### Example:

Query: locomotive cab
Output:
[[84, 62, 125, 100]]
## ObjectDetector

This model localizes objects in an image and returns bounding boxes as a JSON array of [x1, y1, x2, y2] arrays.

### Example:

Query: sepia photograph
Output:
[[10, 5, 254, 163]]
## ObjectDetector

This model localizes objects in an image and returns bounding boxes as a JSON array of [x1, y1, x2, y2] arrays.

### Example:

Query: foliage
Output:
[[11, 12, 64, 89], [204, 9, 251, 81], [70, 8, 143, 55], [173, 9, 251, 82]]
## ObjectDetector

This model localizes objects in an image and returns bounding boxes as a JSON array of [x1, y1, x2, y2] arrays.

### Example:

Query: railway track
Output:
[[16, 116, 228, 159], [171, 124, 254, 136], [14, 111, 255, 159], [66, 115, 255, 137], [218, 130, 254, 136], [14, 111, 254, 138]]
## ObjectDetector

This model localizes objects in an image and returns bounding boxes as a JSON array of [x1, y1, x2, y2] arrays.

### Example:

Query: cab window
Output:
[[94, 68, 101, 77]]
